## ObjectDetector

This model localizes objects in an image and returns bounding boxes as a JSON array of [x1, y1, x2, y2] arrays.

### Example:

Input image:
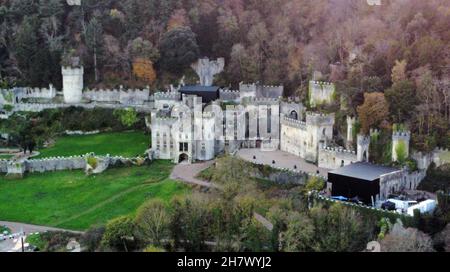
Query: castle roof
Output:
[[179, 85, 220, 103], [329, 162, 400, 181]]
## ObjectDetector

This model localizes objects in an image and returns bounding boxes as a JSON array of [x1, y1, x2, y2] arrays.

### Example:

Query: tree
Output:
[[281, 212, 315, 252], [159, 26, 200, 73], [380, 220, 434, 252], [132, 58, 157, 84], [101, 216, 135, 251], [304, 176, 325, 193], [310, 203, 370, 252], [357, 92, 389, 135], [391, 59, 407, 84], [135, 199, 170, 246], [385, 80, 417, 123], [81, 226, 105, 252], [85, 17, 103, 82], [113, 108, 138, 127], [14, 16, 39, 85], [169, 195, 209, 252], [128, 37, 160, 62], [237, 217, 271, 252]]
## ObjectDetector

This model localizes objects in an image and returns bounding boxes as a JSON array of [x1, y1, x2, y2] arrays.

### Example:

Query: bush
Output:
[[143, 245, 166, 252], [87, 156, 98, 169], [81, 226, 105, 252], [113, 108, 139, 127], [101, 216, 136, 251], [305, 176, 325, 193], [2, 104, 13, 112]]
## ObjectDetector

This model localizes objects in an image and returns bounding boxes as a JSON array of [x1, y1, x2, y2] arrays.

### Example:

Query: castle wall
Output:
[[11, 102, 153, 113], [318, 147, 358, 169], [280, 117, 307, 158], [0, 160, 7, 172], [280, 112, 334, 163], [309, 81, 335, 107], [1, 155, 139, 175], [280, 101, 304, 120], [219, 89, 240, 101], [378, 169, 425, 201]]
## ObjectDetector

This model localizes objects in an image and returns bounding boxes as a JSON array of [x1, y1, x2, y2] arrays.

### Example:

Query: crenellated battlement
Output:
[[392, 131, 411, 140], [357, 134, 370, 145], [83, 86, 150, 105], [202, 112, 215, 118], [305, 112, 335, 126], [153, 91, 180, 101], [321, 145, 356, 155], [309, 81, 334, 86], [61, 66, 84, 76], [281, 116, 306, 130], [243, 96, 280, 105], [309, 80, 336, 107], [370, 128, 380, 136]]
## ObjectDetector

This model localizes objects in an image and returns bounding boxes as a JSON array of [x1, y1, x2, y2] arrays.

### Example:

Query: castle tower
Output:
[[62, 66, 84, 103], [305, 112, 335, 162], [357, 134, 370, 162], [392, 130, 410, 162], [346, 116, 356, 148]]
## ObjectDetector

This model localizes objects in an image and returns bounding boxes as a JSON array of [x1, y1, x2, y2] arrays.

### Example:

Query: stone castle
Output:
[[0, 57, 413, 169]]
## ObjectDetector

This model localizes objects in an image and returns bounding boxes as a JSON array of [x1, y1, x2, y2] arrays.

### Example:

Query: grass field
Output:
[[440, 151, 450, 164], [0, 154, 13, 160], [0, 161, 190, 230], [35, 131, 149, 158]]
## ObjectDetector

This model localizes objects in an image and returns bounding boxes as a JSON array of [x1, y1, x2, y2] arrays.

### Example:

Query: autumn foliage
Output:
[[357, 92, 390, 135], [132, 58, 156, 84]]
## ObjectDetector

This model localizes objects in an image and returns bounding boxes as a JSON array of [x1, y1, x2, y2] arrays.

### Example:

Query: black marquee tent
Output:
[[328, 162, 399, 205]]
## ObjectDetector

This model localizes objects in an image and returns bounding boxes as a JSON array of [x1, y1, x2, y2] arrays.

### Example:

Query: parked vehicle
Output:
[[381, 201, 396, 211]]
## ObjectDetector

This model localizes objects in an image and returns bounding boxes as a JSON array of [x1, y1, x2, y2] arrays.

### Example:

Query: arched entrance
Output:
[[178, 153, 189, 163], [289, 110, 298, 120]]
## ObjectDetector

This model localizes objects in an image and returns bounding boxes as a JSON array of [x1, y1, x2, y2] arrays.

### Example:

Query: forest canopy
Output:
[[0, 0, 449, 151]]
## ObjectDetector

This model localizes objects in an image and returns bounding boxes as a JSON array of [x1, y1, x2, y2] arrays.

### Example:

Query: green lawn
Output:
[[35, 131, 150, 158], [0, 161, 190, 230], [439, 151, 450, 164], [0, 154, 13, 160]]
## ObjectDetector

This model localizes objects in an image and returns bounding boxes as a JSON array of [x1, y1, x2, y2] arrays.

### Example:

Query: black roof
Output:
[[179, 85, 220, 92], [328, 162, 400, 181]]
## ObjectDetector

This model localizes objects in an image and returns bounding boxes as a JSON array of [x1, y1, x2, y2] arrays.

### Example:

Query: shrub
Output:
[[101, 216, 136, 251], [143, 245, 166, 252], [2, 104, 13, 112], [305, 176, 325, 193], [87, 156, 98, 169], [113, 108, 139, 128], [80, 226, 105, 252]]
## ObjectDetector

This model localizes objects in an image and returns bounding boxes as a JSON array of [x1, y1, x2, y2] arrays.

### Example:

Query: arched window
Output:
[[289, 110, 298, 120]]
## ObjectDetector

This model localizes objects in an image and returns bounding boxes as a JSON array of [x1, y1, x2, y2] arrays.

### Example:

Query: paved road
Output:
[[0, 221, 83, 252], [170, 160, 221, 189], [237, 148, 329, 177], [0, 221, 83, 234]]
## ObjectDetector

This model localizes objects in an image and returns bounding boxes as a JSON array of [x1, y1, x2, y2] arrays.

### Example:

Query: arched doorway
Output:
[[178, 153, 189, 163], [363, 151, 367, 162], [289, 110, 298, 120]]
